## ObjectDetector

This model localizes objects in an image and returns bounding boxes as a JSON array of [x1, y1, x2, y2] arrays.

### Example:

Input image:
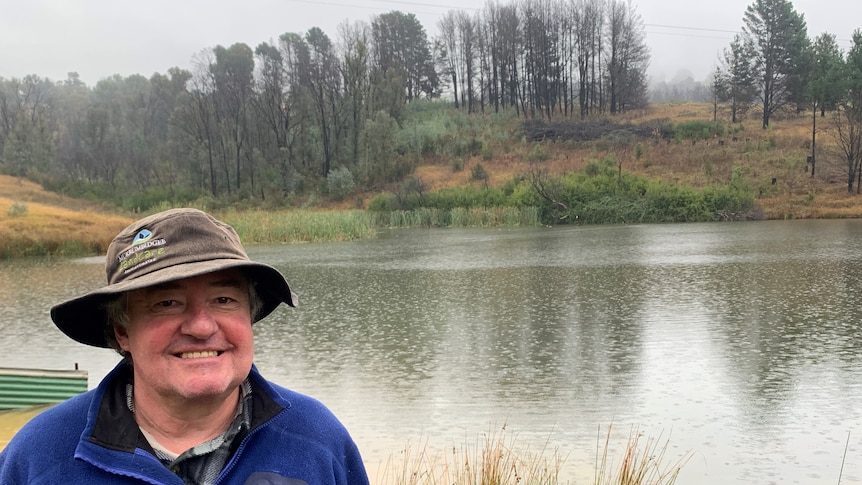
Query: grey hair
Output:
[[102, 277, 264, 360]]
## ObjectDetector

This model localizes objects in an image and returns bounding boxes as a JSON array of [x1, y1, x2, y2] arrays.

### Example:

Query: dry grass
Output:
[[375, 425, 565, 485], [375, 424, 689, 485], [0, 175, 133, 257], [593, 424, 690, 485]]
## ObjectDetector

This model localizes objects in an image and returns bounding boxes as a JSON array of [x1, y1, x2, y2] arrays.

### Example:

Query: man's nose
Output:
[[181, 302, 218, 338]]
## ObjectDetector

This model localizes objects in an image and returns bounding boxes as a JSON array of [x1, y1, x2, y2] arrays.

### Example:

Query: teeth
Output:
[[180, 351, 219, 359]]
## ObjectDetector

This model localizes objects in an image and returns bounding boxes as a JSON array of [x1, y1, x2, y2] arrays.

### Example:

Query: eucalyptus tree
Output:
[[807, 32, 844, 176], [455, 10, 479, 113], [574, 0, 604, 117], [741, 0, 809, 128], [179, 49, 220, 196], [833, 30, 862, 192], [303, 27, 343, 177], [495, 3, 523, 113], [339, 20, 372, 169], [211, 43, 255, 192], [252, 40, 296, 194], [521, 0, 562, 118], [52, 74, 92, 181], [0, 75, 55, 177], [605, 0, 650, 114], [278, 32, 319, 177], [371, 11, 439, 102], [437, 11, 462, 109], [521, 0, 559, 118], [436, 9, 479, 112]]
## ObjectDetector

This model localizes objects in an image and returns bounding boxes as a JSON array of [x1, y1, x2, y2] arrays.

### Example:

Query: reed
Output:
[[376, 425, 564, 485], [375, 424, 688, 485], [381, 207, 540, 228], [217, 209, 378, 244], [593, 424, 690, 485]]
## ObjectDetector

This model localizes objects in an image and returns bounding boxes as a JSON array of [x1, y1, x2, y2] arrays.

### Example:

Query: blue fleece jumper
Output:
[[0, 362, 369, 485]]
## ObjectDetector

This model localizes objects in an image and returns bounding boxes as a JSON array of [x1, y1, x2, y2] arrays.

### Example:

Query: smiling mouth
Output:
[[178, 351, 221, 359]]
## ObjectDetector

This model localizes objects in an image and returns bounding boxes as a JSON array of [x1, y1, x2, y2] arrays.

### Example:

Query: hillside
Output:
[[0, 177, 133, 257], [410, 102, 862, 220], [2, 102, 862, 258]]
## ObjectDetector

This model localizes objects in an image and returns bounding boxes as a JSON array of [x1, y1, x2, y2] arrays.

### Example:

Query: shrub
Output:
[[368, 192, 397, 212], [327, 166, 356, 201], [527, 143, 550, 162], [673, 120, 726, 141], [470, 163, 490, 183], [7, 201, 28, 217]]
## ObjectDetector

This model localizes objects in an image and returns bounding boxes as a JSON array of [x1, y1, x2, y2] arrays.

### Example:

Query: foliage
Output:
[[672, 120, 728, 141], [470, 163, 489, 183], [368, 155, 757, 227], [6, 201, 28, 217], [741, 0, 810, 128], [717, 34, 759, 123], [326, 166, 356, 200]]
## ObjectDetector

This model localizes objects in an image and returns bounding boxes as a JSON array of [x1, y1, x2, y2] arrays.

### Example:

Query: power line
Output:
[[645, 31, 735, 41], [644, 23, 740, 35], [283, 0, 475, 13]]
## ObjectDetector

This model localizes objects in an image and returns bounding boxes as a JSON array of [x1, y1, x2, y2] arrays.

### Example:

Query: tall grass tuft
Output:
[[377, 424, 689, 485], [218, 209, 378, 244], [594, 424, 690, 485], [376, 425, 564, 485], [380, 207, 540, 228]]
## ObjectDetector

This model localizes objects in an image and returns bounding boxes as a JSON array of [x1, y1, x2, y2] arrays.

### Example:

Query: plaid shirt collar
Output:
[[127, 379, 253, 485]]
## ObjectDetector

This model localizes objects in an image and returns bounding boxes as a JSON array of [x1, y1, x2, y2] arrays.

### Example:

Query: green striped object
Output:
[[0, 368, 88, 410]]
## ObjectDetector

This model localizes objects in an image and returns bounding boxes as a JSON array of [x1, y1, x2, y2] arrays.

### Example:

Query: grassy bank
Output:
[[0, 199, 132, 259], [0, 178, 546, 258]]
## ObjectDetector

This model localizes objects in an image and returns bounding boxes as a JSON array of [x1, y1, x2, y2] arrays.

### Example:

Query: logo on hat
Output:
[[133, 229, 153, 245], [117, 227, 167, 273]]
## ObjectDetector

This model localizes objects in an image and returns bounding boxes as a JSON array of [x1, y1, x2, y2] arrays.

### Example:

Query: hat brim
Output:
[[50, 259, 296, 348]]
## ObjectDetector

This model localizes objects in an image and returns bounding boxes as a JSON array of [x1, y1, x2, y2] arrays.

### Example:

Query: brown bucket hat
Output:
[[50, 208, 297, 348]]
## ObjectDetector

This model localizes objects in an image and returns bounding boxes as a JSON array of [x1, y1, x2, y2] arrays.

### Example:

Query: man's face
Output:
[[115, 269, 254, 404]]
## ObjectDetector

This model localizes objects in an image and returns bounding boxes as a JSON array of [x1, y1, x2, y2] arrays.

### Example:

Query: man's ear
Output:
[[113, 324, 131, 352]]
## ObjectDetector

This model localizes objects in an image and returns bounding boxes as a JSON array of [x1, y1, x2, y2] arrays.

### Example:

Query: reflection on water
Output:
[[2, 220, 862, 483]]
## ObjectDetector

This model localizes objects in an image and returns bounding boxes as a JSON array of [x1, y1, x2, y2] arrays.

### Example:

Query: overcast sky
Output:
[[1, 0, 858, 87]]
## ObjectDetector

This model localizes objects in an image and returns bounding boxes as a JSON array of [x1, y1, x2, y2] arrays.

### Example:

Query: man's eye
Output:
[[155, 300, 178, 308], [215, 297, 234, 304]]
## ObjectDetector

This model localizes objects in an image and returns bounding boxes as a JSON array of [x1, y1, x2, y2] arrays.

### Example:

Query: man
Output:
[[0, 208, 369, 485]]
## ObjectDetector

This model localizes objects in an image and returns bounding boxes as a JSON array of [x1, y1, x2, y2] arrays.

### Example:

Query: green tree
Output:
[[742, 0, 809, 128], [721, 34, 759, 123], [371, 11, 439, 102], [0, 75, 55, 176]]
